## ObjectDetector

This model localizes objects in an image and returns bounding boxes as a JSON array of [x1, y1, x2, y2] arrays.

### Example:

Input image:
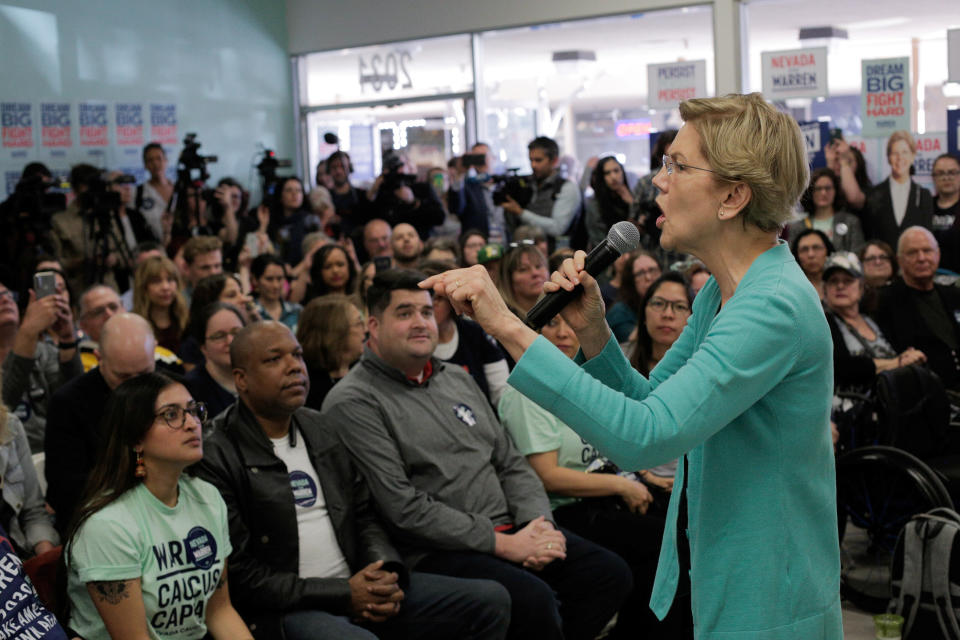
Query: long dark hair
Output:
[[59, 372, 181, 618], [630, 272, 692, 376], [307, 244, 357, 300], [590, 156, 633, 229]]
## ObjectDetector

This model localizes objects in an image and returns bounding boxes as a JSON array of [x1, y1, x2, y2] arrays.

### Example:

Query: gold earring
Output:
[[134, 450, 146, 478]]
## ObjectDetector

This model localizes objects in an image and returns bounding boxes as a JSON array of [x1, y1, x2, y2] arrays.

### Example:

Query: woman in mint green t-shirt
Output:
[[64, 372, 252, 640]]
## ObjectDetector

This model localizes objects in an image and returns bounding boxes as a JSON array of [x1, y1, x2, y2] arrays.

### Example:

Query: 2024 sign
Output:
[[358, 50, 413, 93]]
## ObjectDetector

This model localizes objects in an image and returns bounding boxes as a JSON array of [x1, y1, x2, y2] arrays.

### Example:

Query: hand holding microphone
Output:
[[528, 221, 641, 331]]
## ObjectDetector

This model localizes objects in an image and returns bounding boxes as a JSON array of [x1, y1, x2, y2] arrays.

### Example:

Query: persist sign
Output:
[[761, 47, 828, 99], [646, 60, 707, 110]]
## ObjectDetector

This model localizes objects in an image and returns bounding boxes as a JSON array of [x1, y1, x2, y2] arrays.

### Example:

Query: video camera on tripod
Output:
[[177, 133, 218, 185], [0, 173, 66, 230], [255, 146, 293, 208], [75, 173, 136, 224]]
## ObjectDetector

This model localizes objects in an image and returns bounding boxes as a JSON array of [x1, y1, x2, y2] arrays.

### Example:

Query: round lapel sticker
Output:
[[289, 470, 318, 507], [185, 526, 217, 570]]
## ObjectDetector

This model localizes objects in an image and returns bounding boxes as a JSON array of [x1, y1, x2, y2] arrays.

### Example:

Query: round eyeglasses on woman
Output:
[[154, 401, 208, 429]]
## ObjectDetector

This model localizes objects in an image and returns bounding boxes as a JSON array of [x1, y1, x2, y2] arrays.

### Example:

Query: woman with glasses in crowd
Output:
[[424, 93, 842, 638], [297, 295, 366, 411], [132, 255, 188, 354], [605, 250, 663, 342], [822, 253, 926, 394], [459, 229, 488, 267], [269, 177, 317, 266], [790, 228, 833, 299], [179, 273, 256, 370], [250, 254, 301, 330], [64, 372, 252, 640], [931, 153, 960, 272], [184, 302, 245, 418], [787, 168, 864, 253], [857, 240, 897, 316]]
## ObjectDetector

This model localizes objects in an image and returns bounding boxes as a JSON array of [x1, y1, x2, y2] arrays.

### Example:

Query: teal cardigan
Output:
[[508, 242, 842, 639]]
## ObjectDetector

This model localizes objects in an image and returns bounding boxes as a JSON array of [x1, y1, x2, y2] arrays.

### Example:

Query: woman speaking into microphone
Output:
[[421, 93, 841, 639]]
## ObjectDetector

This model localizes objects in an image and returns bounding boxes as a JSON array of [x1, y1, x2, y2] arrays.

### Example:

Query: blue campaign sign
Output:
[[949, 109, 960, 156], [797, 120, 830, 169]]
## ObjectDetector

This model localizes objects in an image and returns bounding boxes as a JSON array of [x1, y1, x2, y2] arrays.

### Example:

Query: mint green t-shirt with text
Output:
[[67, 476, 232, 640], [499, 385, 598, 510]]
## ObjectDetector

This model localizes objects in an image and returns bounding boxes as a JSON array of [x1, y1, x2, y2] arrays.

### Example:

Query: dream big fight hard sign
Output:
[[861, 58, 910, 137]]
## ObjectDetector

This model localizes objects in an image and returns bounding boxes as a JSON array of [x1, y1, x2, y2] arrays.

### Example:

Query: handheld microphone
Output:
[[525, 221, 641, 330]]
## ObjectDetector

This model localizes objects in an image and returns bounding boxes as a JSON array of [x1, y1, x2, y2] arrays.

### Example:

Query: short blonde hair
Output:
[[678, 93, 809, 232], [886, 130, 916, 158]]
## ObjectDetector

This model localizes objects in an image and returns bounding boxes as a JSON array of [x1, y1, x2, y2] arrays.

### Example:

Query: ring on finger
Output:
[[547, 542, 554, 550]]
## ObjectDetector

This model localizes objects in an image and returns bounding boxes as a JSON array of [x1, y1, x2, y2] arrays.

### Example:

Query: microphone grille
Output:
[[607, 221, 641, 254]]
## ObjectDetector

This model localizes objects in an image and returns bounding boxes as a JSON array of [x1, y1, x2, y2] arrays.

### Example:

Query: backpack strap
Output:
[[135, 183, 144, 212], [899, 518, 927, 637], [928, 520, 960, 639]]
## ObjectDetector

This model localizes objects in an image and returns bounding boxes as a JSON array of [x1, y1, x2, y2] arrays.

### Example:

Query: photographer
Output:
[[327, 150, 372, 238], [0, 162, 61, 282], [500, 136, 581, 247], [367, 151, 445, 239], [51, 165, 145, 294], [448, 143, 507, 244]]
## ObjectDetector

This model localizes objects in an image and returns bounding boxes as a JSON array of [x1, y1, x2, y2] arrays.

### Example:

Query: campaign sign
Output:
[[861, 57, 910, 137], [762, 47, 828, 99], [1, 103, 34, 148], [912, 132, 947, 190], [798, 120, 829, 169], [4, 170, 20, 197], [949, 110, 960, 157], [646, 60, 707, 110], [40, 103, 72, 148], [79, 103, 109, 146], [115, 103, 144, 146], [150, 103, 177, 145]]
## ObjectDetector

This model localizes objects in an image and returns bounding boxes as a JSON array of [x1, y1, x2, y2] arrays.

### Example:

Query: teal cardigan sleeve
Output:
[[508, 282, 801, 471]]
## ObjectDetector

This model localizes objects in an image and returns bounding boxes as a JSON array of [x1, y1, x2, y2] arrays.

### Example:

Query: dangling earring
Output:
[[134, 450, 146, 478]]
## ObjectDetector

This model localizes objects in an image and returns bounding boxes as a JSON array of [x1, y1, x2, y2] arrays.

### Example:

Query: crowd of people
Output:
[[0, 111, 958, 639]]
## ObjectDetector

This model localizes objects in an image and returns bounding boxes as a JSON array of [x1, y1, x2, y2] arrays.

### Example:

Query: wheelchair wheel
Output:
[[836, 445, 953, 613]]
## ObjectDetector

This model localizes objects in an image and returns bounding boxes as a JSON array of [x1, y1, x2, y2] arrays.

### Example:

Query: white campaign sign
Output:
[[761, 47, 828, 99], [950, 29, 960, 83], [646, 60, 707, 110]]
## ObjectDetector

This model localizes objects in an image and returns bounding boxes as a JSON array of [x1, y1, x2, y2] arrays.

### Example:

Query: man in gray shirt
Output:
[[322, 269, 630, 640]]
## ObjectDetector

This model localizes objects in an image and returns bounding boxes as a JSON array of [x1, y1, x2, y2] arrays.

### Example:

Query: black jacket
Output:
[[193, 401, 405, 639], [864, 178, 934, 249], [874, 279, 960, 390], [44, 367, 111, 532]]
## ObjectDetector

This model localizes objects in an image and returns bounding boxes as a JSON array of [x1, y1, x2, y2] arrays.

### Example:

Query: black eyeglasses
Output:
[[647, 297, 691, 315], [933, 169, 960, 179], [206, 327, 242, 343], [154, 401, 208, 430]]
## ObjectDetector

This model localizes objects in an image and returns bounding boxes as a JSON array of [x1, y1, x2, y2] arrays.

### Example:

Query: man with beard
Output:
[[389, 223, 423, 269], [327, 151, 372, 238], [500, 137, 581, 247]]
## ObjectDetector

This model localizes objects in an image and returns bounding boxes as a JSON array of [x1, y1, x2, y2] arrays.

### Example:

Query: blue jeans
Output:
[[282, 571, 510, 640], [415, 527, 632, 640]]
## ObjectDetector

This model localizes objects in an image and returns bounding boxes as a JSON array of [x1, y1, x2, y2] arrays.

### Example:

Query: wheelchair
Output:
[[834, 364, 960, 613]]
